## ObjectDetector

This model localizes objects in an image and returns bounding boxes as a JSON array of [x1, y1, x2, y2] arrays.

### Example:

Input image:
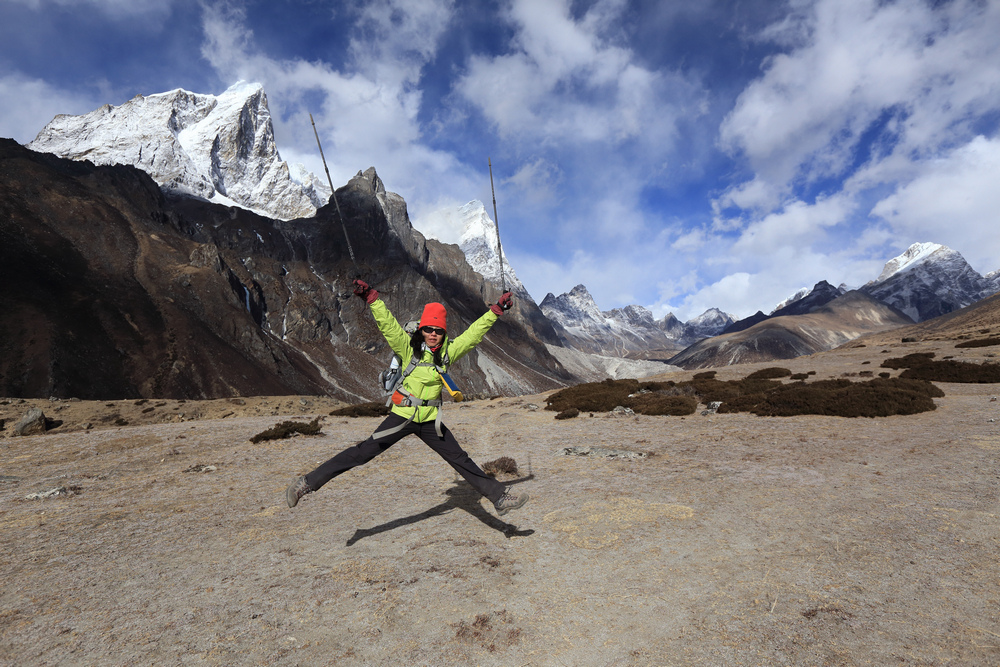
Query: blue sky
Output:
[[2, 0, 999, 320]]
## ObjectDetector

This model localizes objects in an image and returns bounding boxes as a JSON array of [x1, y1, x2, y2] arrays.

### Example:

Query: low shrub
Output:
[[718, 377, 943, 417], [546, 370, 944, 419], [555, 408, 580, 420], [330, 402, 390, 417], [482, 456, 519, 477], [881, 352, 1000, 383], [881, 352, 935, 369], [693, 371, 717, 380], [900, 360, 1000, 383], [789, 373, 810, 381], [745, 367, 793, 380], [545, 378, 642, 413], [250, 418, 322, 443], [955, 337, 1000, 348], [624, 394, 698, 416]]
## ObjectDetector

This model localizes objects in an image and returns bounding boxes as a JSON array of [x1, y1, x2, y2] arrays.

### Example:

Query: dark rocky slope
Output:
[[0, 140, 571, 400]]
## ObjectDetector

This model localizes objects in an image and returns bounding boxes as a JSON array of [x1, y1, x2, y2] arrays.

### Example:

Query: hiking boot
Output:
[[286, 475, 312, 508], [494, 491, 529, 516]]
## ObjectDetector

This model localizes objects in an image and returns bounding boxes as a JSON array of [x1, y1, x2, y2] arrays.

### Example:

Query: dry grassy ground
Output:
[[2, 336, 1000, 666]]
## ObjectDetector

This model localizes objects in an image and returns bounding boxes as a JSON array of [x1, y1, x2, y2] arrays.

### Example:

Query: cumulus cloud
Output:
[[871, 136, 1000, 274], [198, 1, 477, 213], [0, 73, 101, 143]]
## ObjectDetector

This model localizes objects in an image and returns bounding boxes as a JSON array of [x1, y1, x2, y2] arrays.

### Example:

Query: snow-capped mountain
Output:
[[860, 242, 997, 322], [540, 284, 734, 357], [28, 81, 329, 221]]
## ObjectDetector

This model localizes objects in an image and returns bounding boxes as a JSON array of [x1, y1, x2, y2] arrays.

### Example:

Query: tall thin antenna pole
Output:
[[487, 157, 507, 294], [310, 113, 359, 275]]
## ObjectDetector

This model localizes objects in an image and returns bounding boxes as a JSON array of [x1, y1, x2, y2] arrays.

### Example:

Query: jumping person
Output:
[[285, 279, 530, 517]]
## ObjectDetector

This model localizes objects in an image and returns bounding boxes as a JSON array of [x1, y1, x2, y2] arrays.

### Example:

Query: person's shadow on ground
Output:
[[346, 475, 535, 546]]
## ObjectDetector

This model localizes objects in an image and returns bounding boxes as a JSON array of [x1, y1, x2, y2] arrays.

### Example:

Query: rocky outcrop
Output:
[[0, 139, 572, 401]]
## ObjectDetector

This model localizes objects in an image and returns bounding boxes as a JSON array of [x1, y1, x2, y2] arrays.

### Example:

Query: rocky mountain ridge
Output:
[[539, 285, 735, 359], [0, 139, 574, 400], [27, 82, 330, 221]]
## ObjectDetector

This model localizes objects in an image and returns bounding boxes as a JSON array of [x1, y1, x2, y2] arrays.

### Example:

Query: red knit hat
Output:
[[419, 302, 447, 331]]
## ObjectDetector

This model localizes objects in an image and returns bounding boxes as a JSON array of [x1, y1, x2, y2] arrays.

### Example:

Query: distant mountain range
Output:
[[15, 81, 1000, 393]]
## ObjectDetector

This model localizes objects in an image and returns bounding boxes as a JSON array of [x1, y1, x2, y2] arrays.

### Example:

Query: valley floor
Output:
[[2, 345, 1000, 666]]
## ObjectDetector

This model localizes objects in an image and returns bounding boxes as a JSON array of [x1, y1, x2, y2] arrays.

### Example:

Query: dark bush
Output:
[[555, 408, 580, 420], [789, 373, 810, 381], [899, 360, 1000, 383], [546, 370, 944, 418], [545, 378, 641, 413], [250, 418, 322, 443], [955, 337, 1000, 348], [624, 394, 697, 416], [745, 367, 793, 380], [693, 371, 717, 380], [881, 352, 935, 369], [482, 456, 519, 477], [879, 372, 891, 379], [719, 377, 942, 417], [330, 402, 391, 417]]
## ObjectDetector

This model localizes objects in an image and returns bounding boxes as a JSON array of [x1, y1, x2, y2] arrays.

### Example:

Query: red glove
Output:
[[490, 291, 513, 315], [353, 279, 379, 305]]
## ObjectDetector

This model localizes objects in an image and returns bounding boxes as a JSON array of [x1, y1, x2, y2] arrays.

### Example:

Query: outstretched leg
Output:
[[416, 422, 527, 515], [287, 413, 409, 507]]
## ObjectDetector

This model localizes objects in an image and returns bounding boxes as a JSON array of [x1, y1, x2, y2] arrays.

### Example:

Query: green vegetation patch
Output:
[[329, 402, 391, 418], [250, 417, 322, 443]]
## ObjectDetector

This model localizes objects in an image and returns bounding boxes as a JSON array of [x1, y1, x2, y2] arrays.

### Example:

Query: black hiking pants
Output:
[[304, 413, 506, 503]]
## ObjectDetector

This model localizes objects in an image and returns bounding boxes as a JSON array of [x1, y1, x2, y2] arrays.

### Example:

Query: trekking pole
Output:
[[487, 157, 507, 294], [310, 113, 360, 278]]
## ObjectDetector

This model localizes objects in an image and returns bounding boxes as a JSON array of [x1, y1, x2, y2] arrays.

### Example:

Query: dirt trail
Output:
[[2, 342, 1000, 665]]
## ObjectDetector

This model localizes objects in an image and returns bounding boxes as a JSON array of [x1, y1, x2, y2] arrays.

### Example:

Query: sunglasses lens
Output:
[[422, 326, 444, 335]]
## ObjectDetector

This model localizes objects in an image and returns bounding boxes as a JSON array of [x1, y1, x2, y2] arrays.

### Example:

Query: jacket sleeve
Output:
[[446, 309, 498, 363], [369, 299, 412, 360]]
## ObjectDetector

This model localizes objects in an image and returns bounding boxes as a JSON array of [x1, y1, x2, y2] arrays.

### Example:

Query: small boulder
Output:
[[13, 408, 47, 436]]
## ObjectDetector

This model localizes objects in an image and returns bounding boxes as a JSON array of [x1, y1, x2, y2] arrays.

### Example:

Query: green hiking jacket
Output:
[[371, 299, 498, 423]]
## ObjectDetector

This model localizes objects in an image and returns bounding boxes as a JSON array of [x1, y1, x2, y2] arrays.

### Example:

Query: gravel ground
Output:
[[2, 340, 1000, 666]]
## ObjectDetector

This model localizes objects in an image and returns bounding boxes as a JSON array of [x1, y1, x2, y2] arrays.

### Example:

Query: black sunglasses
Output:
[[421, 326, 445, 335]]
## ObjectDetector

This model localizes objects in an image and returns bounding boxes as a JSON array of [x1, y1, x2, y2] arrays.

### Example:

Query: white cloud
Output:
[[871, 135, 1000, 274], [720, 0, 1000, 192], [453, 0, 690, 149], [0, 73, 100, 143], [198, 2, 478, 212], [7, 0, 173, 19]]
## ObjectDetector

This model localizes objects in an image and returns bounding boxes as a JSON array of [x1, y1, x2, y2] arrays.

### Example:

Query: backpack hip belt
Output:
[[372, 388, 445, 439]]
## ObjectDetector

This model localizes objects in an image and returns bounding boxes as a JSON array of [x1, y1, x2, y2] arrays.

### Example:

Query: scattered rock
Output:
[[525, 404, 539, 411], [701, 401, 723, 416], [611, 406, 635, 416], [557, 446, 648, 460], [183, 464, 218, 473], [13, 408, 47, 436], [24, 486, 81, 500]]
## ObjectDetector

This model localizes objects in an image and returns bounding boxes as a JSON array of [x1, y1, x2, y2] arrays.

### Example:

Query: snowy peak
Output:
[[871, 242, 948, 284], [861, 242, 994, 322], [28, 81, 330, 221]]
